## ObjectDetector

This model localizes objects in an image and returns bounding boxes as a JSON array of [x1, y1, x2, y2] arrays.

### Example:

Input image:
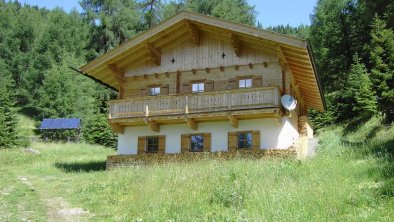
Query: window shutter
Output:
[[227, 78, 237, 90], [252, 130, 260, 151], [139, 88, 147, 96], [214, 80, 227, 91], [138, 136, 146, 153], [158, 136, 165, 153], [253, 76, 262, 87], [205, 81, 214, 92], [228, 132, 237, 152], [203, 133, 211, 152], [161, 85, 169, 95], [182, 83, 191, 94], [181, 134, 190, 152]]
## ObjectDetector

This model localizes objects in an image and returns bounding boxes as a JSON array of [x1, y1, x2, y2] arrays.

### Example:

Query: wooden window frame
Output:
[[238, 78, 253, 89], [190, 134, 204, 152], [148, 87, 161, 96], [237, 131, 253, 149], [192, 82, 205, 93], [146, 136, 159, 153], [181, 133, 211, 152], [228, 130, 260, 151]]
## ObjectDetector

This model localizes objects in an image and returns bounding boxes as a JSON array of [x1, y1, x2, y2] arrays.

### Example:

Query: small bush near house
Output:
[[82, 114, 117, 148]]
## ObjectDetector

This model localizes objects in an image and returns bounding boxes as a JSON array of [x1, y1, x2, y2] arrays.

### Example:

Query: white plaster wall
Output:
[[117, 117, 299, 155]]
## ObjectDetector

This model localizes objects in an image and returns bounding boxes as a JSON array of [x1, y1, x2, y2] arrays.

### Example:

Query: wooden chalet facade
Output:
[[80, 11, 325, 156]]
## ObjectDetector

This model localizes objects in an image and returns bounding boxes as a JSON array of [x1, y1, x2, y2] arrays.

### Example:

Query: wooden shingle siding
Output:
[[160, 84, 169, 95], [181, 82, 191, 94], [139, 88, 147, 96], [227, 78, 237, 90], [205, 80, 214, 92], [253, 76, 262, 87]]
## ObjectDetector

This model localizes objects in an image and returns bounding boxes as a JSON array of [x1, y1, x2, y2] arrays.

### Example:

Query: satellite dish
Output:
[[281, 95, 297, 111]]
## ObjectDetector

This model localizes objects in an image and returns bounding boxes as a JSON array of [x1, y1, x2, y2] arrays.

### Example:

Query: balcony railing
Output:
[[109, 86, 281, 119]]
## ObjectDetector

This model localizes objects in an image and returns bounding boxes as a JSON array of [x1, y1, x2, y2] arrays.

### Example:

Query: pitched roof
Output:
[[39, 118, 81, 130], [80, 11, 325, 111]]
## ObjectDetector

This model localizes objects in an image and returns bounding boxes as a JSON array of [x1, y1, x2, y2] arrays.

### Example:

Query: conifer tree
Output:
[[347, 58, 377, 118], [0, 60, 20, 148], [369, 17, 394, 122]]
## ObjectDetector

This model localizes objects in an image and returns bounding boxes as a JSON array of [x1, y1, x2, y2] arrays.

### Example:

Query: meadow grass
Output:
[[0, 117, 393, 221]]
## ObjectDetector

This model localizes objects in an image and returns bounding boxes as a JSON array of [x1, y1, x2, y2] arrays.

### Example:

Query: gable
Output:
[[124, 33, 277, 77], [80, 11, 325, 111]]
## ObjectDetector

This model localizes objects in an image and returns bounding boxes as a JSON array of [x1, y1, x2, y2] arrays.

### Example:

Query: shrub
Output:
[[82, 114, 117, 148]]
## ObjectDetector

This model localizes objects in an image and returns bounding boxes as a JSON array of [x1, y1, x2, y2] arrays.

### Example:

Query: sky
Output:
[[21, 0, 317, 27]]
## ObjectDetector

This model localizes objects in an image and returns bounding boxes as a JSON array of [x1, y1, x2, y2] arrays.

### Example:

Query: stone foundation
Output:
[[106, 149, 297, 169]]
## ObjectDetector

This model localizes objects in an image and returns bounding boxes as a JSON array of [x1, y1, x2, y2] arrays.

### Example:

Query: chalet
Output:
[[80, 11, 325, 157]]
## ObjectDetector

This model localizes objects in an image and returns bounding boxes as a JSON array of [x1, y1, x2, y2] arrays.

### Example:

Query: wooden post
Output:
[[185, 96, 189, 114]]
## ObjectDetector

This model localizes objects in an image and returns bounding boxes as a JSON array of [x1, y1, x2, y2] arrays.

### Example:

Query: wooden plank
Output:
[[286, 57, 312, 66], [287, 61, 313, 71], [138, 136, 145, 153], [289, 66, 315, 75], [291, 71, 316, 79], [203, 133, 211, 152], [228, 132, 237, 151]]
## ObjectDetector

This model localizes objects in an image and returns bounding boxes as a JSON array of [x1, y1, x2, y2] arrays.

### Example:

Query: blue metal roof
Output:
[[39, 118, 81, 130]]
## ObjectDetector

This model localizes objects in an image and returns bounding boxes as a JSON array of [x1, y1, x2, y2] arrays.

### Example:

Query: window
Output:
[[190, 134, 204, 152], [146, 136, 159, 153], [238, 132, 252, 149], [192, 83, 204, 93], [149, 87, 160, 96], [239, 79, 252, 88]]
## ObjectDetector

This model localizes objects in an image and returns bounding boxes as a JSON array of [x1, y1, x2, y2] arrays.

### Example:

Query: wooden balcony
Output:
[[109, 86, 282, 125]]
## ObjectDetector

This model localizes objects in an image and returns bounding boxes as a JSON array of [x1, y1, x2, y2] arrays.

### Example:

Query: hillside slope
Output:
[[0, 117, 393, 221]]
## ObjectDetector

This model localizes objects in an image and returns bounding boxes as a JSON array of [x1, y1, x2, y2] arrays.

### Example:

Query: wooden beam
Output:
[[107, 64, 125, 99], [109, 123, 125, 134], [276, 45, 288, 67], [146, 43, 161, 65], [228, 115, 238, 128], [230, 33, 241, 57], [185, 21, 200, 45], [185, 118, 198, 130], [148, 121, 160, 132], [107, 64, 125, 84]]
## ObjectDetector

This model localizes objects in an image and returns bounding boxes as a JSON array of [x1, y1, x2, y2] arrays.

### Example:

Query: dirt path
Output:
[[18, 176, 90, 222]]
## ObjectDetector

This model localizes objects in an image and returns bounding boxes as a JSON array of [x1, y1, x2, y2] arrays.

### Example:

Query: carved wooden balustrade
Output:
[[109, 86, 281, 119]]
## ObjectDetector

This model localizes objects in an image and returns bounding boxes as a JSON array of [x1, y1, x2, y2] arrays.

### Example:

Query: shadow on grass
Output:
[[343, 115, 373, 135], [55, 161, 106, 172], [374, 139, 394, 197]]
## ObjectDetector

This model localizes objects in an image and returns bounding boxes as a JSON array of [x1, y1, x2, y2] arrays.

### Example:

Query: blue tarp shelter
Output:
[[39, 118, 81, 130], [39, 118, 81, 142]]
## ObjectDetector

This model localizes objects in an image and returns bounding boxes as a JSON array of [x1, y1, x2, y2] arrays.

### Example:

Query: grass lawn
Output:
[[0, 118, 393, 221]]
